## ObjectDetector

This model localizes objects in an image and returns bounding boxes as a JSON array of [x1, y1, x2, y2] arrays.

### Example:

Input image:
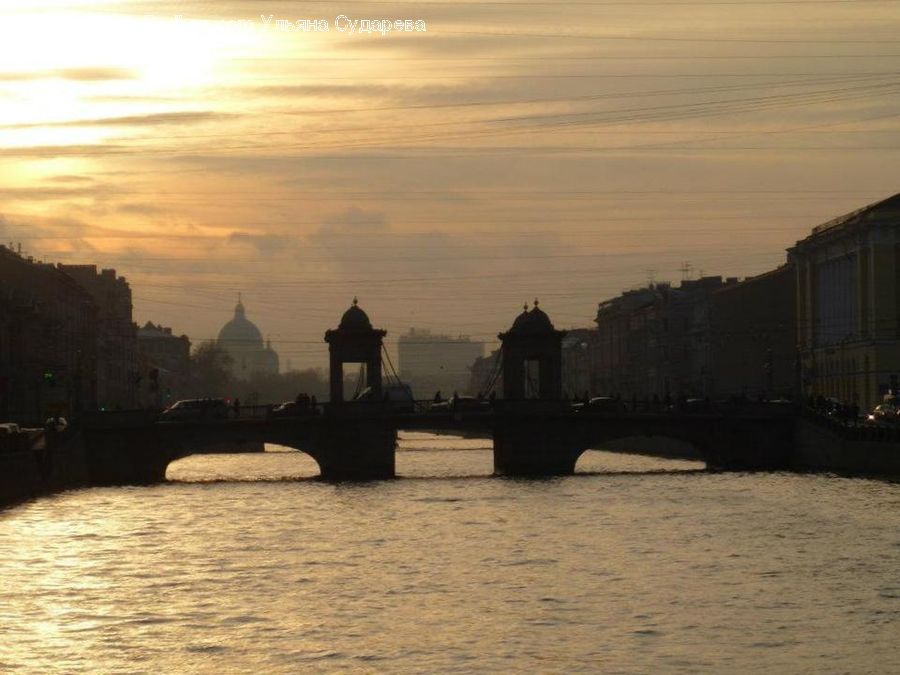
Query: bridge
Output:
[[77, 299, 809, 484]]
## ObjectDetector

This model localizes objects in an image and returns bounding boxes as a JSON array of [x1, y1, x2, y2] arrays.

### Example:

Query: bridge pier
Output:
[[492, 411, 583, 476], [314, 414, 397, 480], [83, 426, 179, 485]]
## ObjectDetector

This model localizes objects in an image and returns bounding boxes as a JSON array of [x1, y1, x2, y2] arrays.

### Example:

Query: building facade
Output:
[[0, 247, 98, 422], [398, 328, 483, 398], [137, 322, 191, 408], [594, 277, 737, 398], [561, 328, 598, 399], [707, 265, 797, 400], [468, 349, 502, 398], [58, 264, 138, 410], [788, 193, 900, 411]]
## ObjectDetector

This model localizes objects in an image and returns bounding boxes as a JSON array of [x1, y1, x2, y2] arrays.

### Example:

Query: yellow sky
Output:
[[1, 0, 899, 367]]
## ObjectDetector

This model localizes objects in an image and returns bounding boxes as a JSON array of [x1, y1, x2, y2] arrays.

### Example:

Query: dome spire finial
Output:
[[352, 296, 359, 306], [534, 297, 539, 307]]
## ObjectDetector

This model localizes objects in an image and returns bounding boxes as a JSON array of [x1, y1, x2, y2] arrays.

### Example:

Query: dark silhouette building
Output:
[[706, 265, 797, 400], [0, 246, 98, 422], [594, 277, 738, 398], [58, 264, 137, 410], [137, 322, 191, 408]]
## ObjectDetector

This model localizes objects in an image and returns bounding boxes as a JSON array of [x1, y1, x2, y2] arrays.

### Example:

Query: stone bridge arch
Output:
[[571, 414, 795, 471], [82, 420, 328, 485]]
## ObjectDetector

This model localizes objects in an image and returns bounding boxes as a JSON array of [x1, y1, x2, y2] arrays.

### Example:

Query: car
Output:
[[44, 416, 68, 432], [868, 403, 900, 426], [159, 398, 229, 422], [430, 396, 488, 413], [271, 398, 316, 418], [572, 396, 627, 413], [450, 396, 489, 413], [354, 384, 416, 413], [0, 422, 21, 436]]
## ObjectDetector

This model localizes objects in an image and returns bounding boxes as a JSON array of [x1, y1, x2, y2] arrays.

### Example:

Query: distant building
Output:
[[137, 322, 191, 408], [594, 277, 738, 398], [0, 246, 98, 422], [561, 328, 598, 398], [788, 193, 900, 410], [58, 264, 138, 410], [398, 328, 483, 398], [707, 265, 797, 400], [468, 349, 502, 398], [217, 296, 279, 379]]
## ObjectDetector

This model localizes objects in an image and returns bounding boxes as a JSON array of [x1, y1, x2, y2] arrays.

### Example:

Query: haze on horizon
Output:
[[1, 0, 899, 368]]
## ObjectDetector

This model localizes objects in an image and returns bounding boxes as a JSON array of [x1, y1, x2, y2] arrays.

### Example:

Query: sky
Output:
[[1, 0, 899, 369]]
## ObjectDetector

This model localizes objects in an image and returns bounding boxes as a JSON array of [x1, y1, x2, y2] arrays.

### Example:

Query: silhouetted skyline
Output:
[[2, 2, 899, 368]]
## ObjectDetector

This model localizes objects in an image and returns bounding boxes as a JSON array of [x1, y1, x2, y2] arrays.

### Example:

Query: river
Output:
[[0, 432, 897, 673]]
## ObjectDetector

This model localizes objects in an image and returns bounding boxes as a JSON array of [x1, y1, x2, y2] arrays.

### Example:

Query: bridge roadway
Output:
[[80, 402, 798, 484]]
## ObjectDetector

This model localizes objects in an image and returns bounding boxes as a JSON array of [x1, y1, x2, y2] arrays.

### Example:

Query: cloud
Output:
[[0, 144, 127, 158], [227, 231, 295, 255], [318, 206, 389, 234], [0, 68, 135, 82], [3, 111, 233, 129], [117, 202, 166, 216], [0, 213, 97, 256]]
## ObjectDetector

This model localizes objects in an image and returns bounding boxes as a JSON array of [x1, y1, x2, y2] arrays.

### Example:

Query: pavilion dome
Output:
[[511, 304, 531, 330], [523, 304, 554, 331], [509, 300, 555, 333], [217, 298, 264, 348], [338, 298, 373, 331]]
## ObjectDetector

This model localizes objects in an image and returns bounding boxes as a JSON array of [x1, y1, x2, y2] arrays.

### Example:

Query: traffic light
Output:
[[43, 371, 56, 388]]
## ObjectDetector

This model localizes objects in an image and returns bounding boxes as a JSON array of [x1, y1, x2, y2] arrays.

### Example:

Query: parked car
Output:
[[44, 416, 68, 432], [271, 398, 316, 418], [868, 403, 900, 426], [159, 398, 229, 422], [572, 396, 627, 413], [355, 384, 416, 413], [430, 395, 489, 413]]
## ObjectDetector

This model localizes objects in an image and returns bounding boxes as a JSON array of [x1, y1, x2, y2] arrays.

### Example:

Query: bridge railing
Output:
[[231, 405, 276, 420], [802, 405, 900, 443]]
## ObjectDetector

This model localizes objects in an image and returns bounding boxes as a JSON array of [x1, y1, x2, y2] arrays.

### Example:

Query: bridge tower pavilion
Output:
[[324, 298, 387, 404], [493, 301, 582, 475], [498, 300, 566, 400]]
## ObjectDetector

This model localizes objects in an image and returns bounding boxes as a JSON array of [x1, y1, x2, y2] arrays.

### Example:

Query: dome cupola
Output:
[[338, 297, 373, 331]]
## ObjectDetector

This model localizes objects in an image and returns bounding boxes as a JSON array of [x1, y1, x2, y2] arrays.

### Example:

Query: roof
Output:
[[506, 301, 558, 334], [217, 299, 263, 346], [338, 297, 373, 331], [807, 192, 900, 238]]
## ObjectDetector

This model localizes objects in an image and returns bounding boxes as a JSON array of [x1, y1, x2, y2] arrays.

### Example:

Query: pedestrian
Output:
[[233, 397, 241, 418]]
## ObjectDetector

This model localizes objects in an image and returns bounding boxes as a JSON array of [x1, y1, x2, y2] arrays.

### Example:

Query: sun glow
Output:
[[0, 9, 269, 145]]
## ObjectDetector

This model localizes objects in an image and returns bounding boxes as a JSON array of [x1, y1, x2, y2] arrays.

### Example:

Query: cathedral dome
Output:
[[261, 340, 280, 373], [218, 298, 263, 348]]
